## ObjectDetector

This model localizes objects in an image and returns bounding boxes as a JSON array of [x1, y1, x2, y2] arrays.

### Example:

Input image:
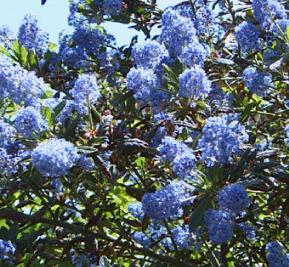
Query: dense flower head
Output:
[[158, 136, 188, 162], [204, 209, 234, 244], [270, 19, 289, 37], [161, 7, 197, 57], [126, 68, 160, 103], [0, 120, 16, 147], [0, 56, 24, 100], [197, 114, 249, 167], [13, 107, 47, 138], [235, 21, 261, 53], [18, 14, 49, 55], [172, 149, 196, 180], [141, 182, 187, 220], [0, 56, 46, 106], [266, 241, 289, 267], [102, 0, 122, 15], [132, 40, 169, 70], [128, 202, 144, 221], [0, 25, 15, 49], [70, 74, 100, 115], [237, 223, 256, 240], [217, 184, 250, 214], [78, 155, 95, 171], [252, 0, 287, 29], [179, 41, 209, 67], [179, 65, 211, 99], [72, 23, 114, 58], [32, 138, 79, 178], [172, 225, 191, 249], [193, 5, 216, 36], [208, 86, 233, 109], [0, 239, 15, 261], [243, 67, 273, 97], [60, 46, 89, 68]]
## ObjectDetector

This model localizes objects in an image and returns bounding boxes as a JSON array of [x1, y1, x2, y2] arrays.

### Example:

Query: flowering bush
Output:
[[0, 0, 289, 266]]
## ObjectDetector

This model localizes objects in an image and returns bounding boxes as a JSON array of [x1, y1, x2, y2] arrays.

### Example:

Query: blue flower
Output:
[[132, 232, 151, 247], [13, 107, 47, 138], [78, 155, 95, 171], [197, 114, 248, 167], [217, 184, 250, 214], [172, 149, 196, 180], [141, 182, 187, 220], [235, 21, 261, 53], [18, 14, 49, 55], [127, 68, 160, 103], [179, 66, 211, 99], [158, 136, 187, 163], [204, 209, 234, 244], [179, 41, 209, 67], [266, 241, 289, 267], [285, 124, 289, 147], [172, 225, 191, 249], [128, 202, 144, 221], [252, 0, 287, 29], [243, 67, 273, 97], [161, 7, 197, 57], [102, 0, 122, 15], [70, 74, 101, 115], [132, 40, 169, 70], [0, 239, 15, 261], [32, 139, 79, 178], [0, 26, 15, 49], [0, 120, 16, 147]]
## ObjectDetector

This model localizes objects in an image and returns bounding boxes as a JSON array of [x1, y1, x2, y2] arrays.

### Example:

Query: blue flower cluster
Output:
[[0, 121, 28, 175], [32, 139, 79, 178], [0, 56, 46, 106], [217, 184, 250, 214], [72, 23, 114, 58], [157, 136, 187, 163], [179, 41, 209, 67], [102, 0, 122, 16], [243, 67, 273, 97], [197, 114, 248, 167], [179, 65, 211, 99], [132, 40, 168, 70], [205, 209, 234, 244], [172, 149, 196, 180], [128, 203, 144, 221], [70, 74, 101, 115], [132, 232, 151, 247], [141, 182, 187, 220], [161, 7, 196, 57], [18, 14, 49, 55], [172, 225, 191, 249], [0, 25, 15, 49], [0, 239, 15, 261], [127, 68, 160, 103], [235, 21, 261, 53], [266, 241, 289, 267], [252, 0, 287, 29], [13, 107, 47, 138]]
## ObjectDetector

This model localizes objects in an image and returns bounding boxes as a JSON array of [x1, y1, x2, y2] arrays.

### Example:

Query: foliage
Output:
[[0, 0, 289, 266]]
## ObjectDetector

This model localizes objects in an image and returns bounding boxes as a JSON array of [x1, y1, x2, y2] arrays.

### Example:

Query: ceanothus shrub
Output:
[[0, 0, 288, 266]]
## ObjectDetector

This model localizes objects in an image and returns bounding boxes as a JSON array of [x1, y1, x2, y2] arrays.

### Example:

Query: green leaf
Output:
[[189, 194, 212, 232]]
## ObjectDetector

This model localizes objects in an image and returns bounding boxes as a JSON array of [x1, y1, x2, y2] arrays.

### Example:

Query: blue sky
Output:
[[0, 0, 182, 46]]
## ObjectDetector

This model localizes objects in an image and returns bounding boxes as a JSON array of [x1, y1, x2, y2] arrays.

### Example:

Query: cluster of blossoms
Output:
[[242, 67, 273, 97], [0, 0, 289, 265], [0, 239, 15, 261], [0, 55, 47, 106], [18, 14, 49, 55], [32, 138, 79, 178], [205, 184, 251, 244], [266, 241, 289, 267], [197, 114, 249, 167]]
